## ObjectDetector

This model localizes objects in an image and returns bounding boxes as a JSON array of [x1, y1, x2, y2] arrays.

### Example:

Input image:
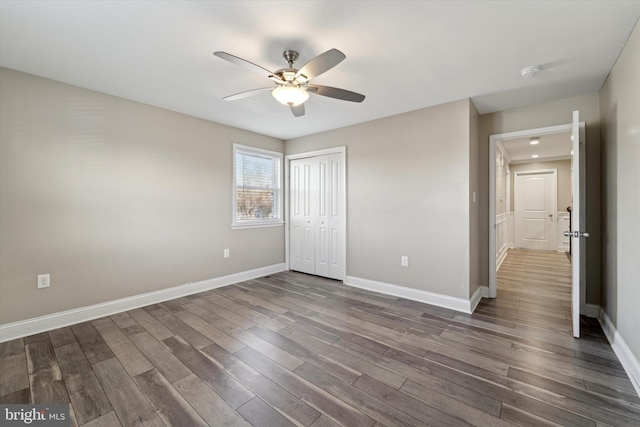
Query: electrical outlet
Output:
[[401, 256, 409, 267], [224, 248, 230, 258], [37, 274, 50, 289]]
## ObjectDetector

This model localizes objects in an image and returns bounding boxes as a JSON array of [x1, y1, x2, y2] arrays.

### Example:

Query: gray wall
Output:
[[600, 22, 640, 360], [509, 159, 572, 212], [0, 68, 285, 324], [286, 99, 472, 299], [479, 93, 602, 306]]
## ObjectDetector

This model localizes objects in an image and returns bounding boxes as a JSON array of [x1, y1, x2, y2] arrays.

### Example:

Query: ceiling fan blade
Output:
[[223, 87, 273, 101], [308, 85, 365, 103], [214, 51, 274, 78], [296, 48, 346, 80], [290, 104, 305, 117]]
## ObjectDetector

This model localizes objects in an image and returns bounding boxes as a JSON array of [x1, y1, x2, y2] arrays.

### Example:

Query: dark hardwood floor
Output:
[[1, 249, 639, 426]]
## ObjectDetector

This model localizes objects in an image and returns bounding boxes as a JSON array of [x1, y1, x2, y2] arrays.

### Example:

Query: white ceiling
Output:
[[1, 1, 638, 140], [501, 132, 572, 163]]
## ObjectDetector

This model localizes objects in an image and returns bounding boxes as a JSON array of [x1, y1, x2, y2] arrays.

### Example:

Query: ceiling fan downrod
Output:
[[282, 50, 299, 68]]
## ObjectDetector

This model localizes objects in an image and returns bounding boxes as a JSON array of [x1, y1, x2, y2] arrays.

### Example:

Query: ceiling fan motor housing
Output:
[[283, 50, 299, 66]]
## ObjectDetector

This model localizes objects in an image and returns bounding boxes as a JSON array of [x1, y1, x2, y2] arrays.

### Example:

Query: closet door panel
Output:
[[290, 159, 315, 275], [316, 157, 330, 277], [328, 154, 344, 280]]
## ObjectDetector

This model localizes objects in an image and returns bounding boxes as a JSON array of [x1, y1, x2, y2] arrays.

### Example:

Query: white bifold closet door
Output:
[[290, 154, 344, 280]]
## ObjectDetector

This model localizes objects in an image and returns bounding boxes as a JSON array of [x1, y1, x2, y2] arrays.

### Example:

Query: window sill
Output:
[[231, 221, 285, 230]]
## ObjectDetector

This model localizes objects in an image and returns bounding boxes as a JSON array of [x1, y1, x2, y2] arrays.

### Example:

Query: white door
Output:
[[290, 158, 315, 274], [289, 154, 344, 280], [514, 170, 557, 250], [567, 110, 587, 338]]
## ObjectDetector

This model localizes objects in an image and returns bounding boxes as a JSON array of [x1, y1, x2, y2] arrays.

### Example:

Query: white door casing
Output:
[[514, 169, 557, 251], [286, 148, 345, 281]]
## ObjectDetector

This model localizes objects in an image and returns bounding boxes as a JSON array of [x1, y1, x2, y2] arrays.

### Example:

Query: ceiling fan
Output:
[[213, 48, 365, 117]]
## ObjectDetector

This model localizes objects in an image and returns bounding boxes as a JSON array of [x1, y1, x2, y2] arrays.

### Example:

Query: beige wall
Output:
[[509, 159, 572, 212], [479, 93, 602, 306], [0, 68, 285, 324], [286, 99, 472, 299], [600, 22, 640, 360]]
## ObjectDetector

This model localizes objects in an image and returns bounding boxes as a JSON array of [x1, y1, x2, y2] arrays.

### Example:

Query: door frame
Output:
[[513, 168, 558, 251], [489, 123, 582, 298], [284, 146, 347, 281]]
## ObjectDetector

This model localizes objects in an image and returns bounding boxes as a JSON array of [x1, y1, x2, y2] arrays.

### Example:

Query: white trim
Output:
[[285, 147, 346, 160], [470, 286, 490, 313], [599, 309, 640, 397], [490, 139, 497, 297], [0, 263, 286, 343], [496, 247, 508, 271], [585, 304, 600, 318], [345, 276, 477, 314], [231, 222, 284, 230], [496, 141, 511, 164], [509, 155, 572, 164], [489, 123, 578, 300], [509, 212, 515, 248], [284, 146, 347, 280], [496, 212, 509, 271]]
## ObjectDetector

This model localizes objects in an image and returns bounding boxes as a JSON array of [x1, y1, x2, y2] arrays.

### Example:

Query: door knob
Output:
[[564, 231, 590, 238], [548, 213, 553, 217]]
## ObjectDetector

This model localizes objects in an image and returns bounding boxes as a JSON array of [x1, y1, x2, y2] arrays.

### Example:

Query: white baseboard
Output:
[[345, 276, 478, 314], [496, 249, 508, 271], [0, 263, 286, 343], [599, 309, 640, 397], [470, 286, 490, 313], [585, 304, 600, 319]]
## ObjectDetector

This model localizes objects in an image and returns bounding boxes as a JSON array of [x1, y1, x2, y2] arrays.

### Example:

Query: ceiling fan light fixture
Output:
[[215, 48, 365, 117], [272, 86, 309, 106]]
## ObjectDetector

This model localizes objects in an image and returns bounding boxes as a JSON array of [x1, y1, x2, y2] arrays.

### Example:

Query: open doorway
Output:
[[489, 124, 573, 295], [489, 115, 587, 338], [488, 126, 575, 335]]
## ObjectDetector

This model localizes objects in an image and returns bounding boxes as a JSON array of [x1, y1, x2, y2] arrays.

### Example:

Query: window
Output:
[[233, 144, 283, 228]]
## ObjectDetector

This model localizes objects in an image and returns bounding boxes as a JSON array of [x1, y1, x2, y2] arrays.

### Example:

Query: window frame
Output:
[[232, 143, 284, 229]]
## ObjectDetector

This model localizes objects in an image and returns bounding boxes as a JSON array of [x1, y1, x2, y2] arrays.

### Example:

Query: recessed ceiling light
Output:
[[531, 154, 539, 158], [530, 138, 540, 145], [521, 65, 542, 79], [571, 150, 574, 155]]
